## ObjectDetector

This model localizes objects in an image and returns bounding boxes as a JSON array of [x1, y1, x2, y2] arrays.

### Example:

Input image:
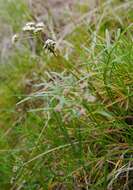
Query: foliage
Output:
[[0, 0, 133, 189]]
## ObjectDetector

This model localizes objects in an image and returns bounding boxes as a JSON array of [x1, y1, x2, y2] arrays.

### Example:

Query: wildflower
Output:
[[25, 22, 35, 27], [36, 22, 44, 28], [22, 25, 35, 32], [44, 39, 56, 55], [11, 34, 19, 44], [34, 22, 45, 33], [34, 27, 44, 34]]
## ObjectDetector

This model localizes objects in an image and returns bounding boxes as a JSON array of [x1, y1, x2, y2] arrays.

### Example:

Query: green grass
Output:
[[1, 0, 133, 189]]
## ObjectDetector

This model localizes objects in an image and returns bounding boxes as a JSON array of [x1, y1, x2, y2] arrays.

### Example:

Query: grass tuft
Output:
[[0, 0, 133, 189]]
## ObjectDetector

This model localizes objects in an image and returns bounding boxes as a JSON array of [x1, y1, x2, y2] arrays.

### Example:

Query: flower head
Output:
[[11, 34, 19, 44], [25, 22, 35, 27], [44, 39, 56, 54], [36, 22, 45, 28], [34, 27, 44, 34], [22, 25, 35, 32], [34, 22, 45, 34]]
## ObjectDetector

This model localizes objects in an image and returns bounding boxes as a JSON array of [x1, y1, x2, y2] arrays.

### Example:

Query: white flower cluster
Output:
[[11, 21, 45, 45], [22, 21, 45, 33], [11, 21, 57, 56]]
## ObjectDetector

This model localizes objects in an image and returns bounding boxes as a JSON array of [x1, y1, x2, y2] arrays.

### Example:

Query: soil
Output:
[[27, 0, 89, 35]]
